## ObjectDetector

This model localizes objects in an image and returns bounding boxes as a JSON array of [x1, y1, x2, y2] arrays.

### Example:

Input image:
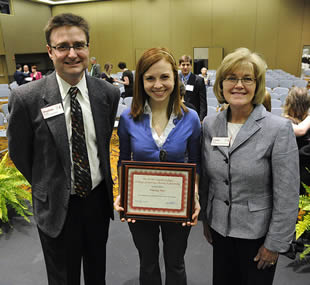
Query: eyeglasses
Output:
[[223, 77, 256, 86], [159, 149, 167, 162], [50, 43, 89, 53]]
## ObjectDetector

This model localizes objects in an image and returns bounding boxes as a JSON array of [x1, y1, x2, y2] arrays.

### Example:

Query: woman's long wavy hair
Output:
[[130, 47, 187, 121]]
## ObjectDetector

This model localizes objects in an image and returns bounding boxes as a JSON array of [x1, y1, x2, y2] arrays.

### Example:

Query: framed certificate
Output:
[[120, 160, 196, 223]]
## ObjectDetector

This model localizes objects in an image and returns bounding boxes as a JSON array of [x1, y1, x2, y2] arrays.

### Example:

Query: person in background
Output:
[[31, 65, 43, 81], [284, 89, 310, 137], [200, 47, 299, 285], [90, 56, 101, 78], [283, 86, 310, 194], [23, 64, 31, 76], [179, 79, 197, 113], [13, 64, 28, 85], [199, 67, 210, 86], [114, 47, 201, 285], [114, 61, 134, 98], [262, 90, 271, 112], [292, 115, 310, 137], [179, 55, 207, 121], [101, 63, 114, 84], [23, 64, 32, 83], [283, 87, 310, 139], [281, 86, 310, 259], [8, 13, 119, 285]]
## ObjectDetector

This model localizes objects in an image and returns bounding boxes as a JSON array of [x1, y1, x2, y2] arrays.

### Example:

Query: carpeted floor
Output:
[[0, 138, 7, 154], [0, 126, 8, 161], [110, 128, 120, 199]]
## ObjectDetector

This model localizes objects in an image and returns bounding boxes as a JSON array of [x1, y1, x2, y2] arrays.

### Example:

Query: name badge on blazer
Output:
[[41, 103, 64, 119], [211, 137, 231, 147], [186, 84, 194, 91]]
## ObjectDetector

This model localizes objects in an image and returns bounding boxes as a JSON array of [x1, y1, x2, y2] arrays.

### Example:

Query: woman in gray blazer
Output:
[[200, 48, 300, 285]]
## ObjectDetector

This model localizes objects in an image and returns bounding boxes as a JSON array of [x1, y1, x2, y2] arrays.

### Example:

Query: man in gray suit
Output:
[[90, 56, 101, 78], [8, 13, 119, 285]]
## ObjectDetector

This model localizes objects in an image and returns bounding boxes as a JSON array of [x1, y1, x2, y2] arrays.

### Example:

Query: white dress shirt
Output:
[[56, 73, 103, 194], [144, 100, 177, 148], [227, 122, 243, 146]]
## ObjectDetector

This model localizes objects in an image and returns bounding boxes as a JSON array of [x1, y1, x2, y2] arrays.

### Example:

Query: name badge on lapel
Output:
[[186, 85, 194, 91], [211, 137, 231, 147], [41, 103, 64, 119]]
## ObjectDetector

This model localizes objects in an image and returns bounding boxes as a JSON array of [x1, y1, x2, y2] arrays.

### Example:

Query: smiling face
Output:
[[143, 59, 175, 106], [47, 25, 89, 86], [222, 63, 256, 110]]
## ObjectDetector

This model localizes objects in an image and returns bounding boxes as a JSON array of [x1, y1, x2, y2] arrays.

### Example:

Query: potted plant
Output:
[[0, 152, 32, 234], [296, 182, 310, 259]]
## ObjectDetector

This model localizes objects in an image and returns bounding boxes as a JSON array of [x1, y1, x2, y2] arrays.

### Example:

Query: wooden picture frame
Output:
[[120, 160, 196, 223]]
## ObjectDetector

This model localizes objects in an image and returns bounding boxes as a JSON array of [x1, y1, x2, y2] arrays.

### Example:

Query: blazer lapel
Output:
[[212, 110, 229, 158], [229, 105, 265, 154], [42, 73, 71, 176], [86, 76, 110, 154], [187, 73, 196, 86]]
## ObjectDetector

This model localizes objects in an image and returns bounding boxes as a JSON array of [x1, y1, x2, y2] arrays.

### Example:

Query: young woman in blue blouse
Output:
[[114, 47, 201, 285]]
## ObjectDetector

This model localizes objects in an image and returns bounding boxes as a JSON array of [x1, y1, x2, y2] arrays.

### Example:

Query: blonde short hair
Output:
[[213, 48, 266, 104]]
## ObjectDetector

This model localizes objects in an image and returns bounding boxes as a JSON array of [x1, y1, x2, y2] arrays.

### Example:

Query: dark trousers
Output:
[[128, 221, 191, 285], [211, 228, 277, 285], [38, 183, 111, 285]]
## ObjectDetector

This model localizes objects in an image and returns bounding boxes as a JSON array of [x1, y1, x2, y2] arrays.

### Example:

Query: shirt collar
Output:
[[180, 72, 191, 82], [56, 72, 87, 100], [143, 100, 178, 123], [143, 100, 152, 114]]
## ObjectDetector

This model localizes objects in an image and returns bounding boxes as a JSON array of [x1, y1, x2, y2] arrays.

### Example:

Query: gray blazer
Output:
[[199, 104, 300, 253], [91, 63, 101, 78], [8, 72, 120, 238]]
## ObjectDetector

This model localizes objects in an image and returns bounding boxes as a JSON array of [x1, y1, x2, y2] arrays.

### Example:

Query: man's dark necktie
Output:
[[69, 87, 92, 197]]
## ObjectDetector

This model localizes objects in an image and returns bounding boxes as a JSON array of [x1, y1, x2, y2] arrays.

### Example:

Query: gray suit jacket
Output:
[[199, 104, 299, 252], [8, 72, 120, 238], [91, 63, 101, 78]]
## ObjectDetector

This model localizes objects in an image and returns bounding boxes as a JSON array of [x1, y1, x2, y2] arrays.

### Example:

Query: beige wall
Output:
[[0, 0, 51, 77], [0, 20, 8, 83], [0, 0, 308, 79], [51, 0, 310, 76]]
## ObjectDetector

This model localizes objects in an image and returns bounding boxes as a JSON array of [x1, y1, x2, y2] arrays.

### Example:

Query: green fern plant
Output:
[[0, 152, 32, 234], [296, 182, 310, 259], [300, 244, 310, 260]]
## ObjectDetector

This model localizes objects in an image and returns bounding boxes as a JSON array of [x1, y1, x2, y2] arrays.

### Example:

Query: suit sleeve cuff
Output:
[[264, 236, 291, 253]]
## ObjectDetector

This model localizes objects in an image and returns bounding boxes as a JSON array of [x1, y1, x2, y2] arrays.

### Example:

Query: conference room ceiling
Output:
[[30, 0, 110, 5]]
